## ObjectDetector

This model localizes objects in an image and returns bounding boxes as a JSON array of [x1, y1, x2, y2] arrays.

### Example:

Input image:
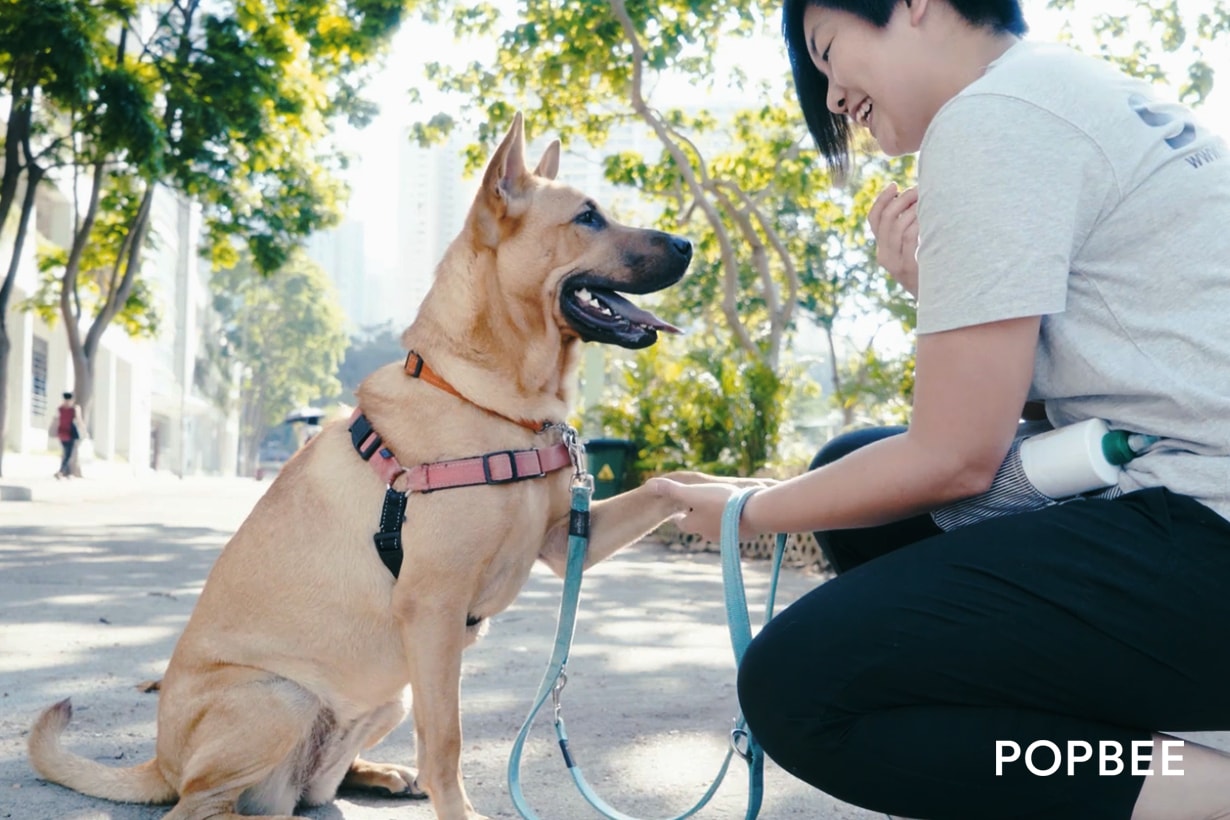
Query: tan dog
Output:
[[28, 113, 695, 820]]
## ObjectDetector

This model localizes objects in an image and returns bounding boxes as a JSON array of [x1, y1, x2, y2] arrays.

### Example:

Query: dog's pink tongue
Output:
[[603, 292, 682, 333]]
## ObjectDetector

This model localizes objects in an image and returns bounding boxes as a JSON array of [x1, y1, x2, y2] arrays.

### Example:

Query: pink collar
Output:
[[348, 409, 572, 493]]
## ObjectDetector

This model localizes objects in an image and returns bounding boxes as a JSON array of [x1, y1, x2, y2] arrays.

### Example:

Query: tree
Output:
[[408, 0, 1230, 472], [1046, 0, 1230, 105], [0, 0, 111, 476], [595, 334, 800, 482], [0, 0, 409, 475], [212, 252, 348, 476]]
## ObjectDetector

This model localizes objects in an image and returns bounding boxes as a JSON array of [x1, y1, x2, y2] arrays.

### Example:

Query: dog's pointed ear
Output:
[[533, 140, 561, 180], [481, 112, 529, 210]]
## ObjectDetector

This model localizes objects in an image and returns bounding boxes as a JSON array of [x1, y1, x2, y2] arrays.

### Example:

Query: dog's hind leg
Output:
[[304, 699, 427, 803], [163, 810, 298, 820], [159, 675, 325, 820], [340, 757, 426, 798]]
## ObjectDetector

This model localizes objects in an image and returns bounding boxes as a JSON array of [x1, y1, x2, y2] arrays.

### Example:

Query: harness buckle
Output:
[[349, 415, 383, 461], [482, 450, 540, 484], [405, 351, 425, 378]]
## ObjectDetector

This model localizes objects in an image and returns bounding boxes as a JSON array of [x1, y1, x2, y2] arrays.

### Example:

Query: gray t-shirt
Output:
[[915, 40, 1230, 521]]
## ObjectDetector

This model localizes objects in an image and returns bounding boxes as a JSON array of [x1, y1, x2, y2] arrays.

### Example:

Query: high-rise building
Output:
[[305, 220, 367, 331], [395, 129, 479, 324]]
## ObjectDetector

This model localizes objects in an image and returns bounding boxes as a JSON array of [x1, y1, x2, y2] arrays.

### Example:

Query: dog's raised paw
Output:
[[340, 760, 428, 799]]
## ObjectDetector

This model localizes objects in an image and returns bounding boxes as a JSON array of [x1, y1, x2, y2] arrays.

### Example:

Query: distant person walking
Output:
[[53, 392, 82, 479]]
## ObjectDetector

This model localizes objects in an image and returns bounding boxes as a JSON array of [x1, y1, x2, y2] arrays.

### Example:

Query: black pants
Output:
[[736, 428, 1230, 819], [59, 438, 76, 476]]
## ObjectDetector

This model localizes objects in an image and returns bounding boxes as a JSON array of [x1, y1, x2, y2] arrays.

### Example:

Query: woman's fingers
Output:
[[868, 182, 900, 229], [868, 184, 920, 297]]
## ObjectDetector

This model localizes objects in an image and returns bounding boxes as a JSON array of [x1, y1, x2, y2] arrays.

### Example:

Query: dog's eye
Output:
[[574, 207, 604, 229]]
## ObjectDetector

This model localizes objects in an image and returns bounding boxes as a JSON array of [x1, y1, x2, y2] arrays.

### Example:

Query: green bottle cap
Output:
[[1102, 430, 1137, 466]]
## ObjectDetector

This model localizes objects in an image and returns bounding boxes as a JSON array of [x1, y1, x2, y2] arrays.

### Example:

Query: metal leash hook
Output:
[[566, 427, 591, 487], [544, 422, 592, 489], [551, 670, 568, 723], [730, 723, 753, 763]]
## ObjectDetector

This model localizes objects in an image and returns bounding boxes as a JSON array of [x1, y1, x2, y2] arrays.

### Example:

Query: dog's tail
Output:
[[28, 699, 177, 804]]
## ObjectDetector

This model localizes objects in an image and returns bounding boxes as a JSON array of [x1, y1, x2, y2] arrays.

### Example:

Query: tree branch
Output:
[[61, 160, 106, 354], [88, 183, 155, 357], [605, 0, 756, 356], [717, 178, 802, 360]]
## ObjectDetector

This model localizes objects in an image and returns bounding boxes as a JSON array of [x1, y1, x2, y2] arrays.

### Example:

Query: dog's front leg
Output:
[[539, 471, 776, 578], [395, 596, 486, 820]]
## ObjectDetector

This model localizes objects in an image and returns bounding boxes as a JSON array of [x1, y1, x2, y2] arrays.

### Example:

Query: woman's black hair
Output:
[[782, 0, 1028, 180]]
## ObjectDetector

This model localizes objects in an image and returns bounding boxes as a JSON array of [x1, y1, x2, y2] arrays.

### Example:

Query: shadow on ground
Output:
[[1, 499, 859, 820]]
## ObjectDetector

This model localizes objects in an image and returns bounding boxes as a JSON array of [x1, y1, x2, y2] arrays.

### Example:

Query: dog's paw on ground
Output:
[[340, 759, 429, 799]]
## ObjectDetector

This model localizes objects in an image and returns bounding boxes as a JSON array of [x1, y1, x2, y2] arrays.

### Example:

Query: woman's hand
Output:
[[646, 477, 748, 544], [868, 183, 920, 297]]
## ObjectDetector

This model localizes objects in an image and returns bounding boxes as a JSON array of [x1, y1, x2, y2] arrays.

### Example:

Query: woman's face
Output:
[[802, 1, 936, 156]]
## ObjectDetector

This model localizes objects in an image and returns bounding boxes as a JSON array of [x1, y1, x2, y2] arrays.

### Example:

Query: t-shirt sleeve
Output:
[[915, 93, 1116, 334]]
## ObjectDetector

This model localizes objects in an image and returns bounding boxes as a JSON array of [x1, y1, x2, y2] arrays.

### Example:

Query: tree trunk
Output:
[[239, 372, 270, 477], [0, 160, 45, 478], [66, 350, 93, 478], [0, 328, 9, 478], [820, 319, 858, 428], [58, 160, 105, 437], [0, 82, 37, 477], [0, 83, 33, 239]]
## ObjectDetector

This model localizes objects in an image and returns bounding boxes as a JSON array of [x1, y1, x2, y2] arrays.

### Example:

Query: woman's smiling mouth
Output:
[[855, 97, 874, 127]]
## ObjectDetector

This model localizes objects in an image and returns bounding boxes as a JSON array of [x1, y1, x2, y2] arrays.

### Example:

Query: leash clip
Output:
[[730, 723, 752, 762], [547, 423, 590, 485], [551, 670, 569, 721]]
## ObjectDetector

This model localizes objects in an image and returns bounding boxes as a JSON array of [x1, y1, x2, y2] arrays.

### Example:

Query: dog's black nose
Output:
[[670, 236, 692, 261]]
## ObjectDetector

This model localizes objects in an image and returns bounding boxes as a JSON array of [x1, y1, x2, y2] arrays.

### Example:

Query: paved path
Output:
[[2, 461, 1226, 819], [0, 467, 877, 820]]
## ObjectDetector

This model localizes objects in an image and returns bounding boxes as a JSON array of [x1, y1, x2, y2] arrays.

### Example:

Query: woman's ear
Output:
[[910, 0, 930, 25]]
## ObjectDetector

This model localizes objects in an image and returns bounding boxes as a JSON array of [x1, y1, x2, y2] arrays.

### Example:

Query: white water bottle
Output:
[[1018, 418, 1157, 499]]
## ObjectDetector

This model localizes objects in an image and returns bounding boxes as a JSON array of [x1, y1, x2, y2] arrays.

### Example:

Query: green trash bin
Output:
[[584, 438, 637, 499]]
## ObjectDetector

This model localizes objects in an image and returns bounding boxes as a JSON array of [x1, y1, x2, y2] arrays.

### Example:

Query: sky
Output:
[[338, 0, 1230, 257]]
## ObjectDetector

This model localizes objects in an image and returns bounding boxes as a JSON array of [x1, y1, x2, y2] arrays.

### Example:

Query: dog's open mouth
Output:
[[561, 278, 681, 349]]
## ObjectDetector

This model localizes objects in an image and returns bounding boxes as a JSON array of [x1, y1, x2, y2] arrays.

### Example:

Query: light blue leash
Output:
[[508, 485, 786, 820]]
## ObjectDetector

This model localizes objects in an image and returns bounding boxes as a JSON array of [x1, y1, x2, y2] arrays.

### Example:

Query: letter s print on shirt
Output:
[[1128, 93, 1197, 150]]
